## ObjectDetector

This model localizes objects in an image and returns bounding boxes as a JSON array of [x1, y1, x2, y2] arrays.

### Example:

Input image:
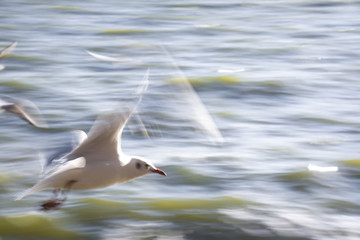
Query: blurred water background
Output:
[[1, 0, 360, 239]]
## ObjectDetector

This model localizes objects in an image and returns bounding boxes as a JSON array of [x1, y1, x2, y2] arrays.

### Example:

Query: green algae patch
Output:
[[0, 174, 10, 184], [0, 172, 19, 184], [7, 54, 45, 61], [216, 111, 237, 118], [168, 76, 242, 86], [0, 215, 79, 239], [67, 198, 130, 221], [0, 80, 36, 91], [211, 75, 241, 84], [100, 29, 152, 35], [301, 117, 346, 125], [257, 79, 284, 88], [278, 171, 313, 181], [76, 198, 128, 212], [325, 199, 360, 212], [177, 168, 214, 185], [340, 159, 360, 167], [50, 6, 81, 10], [168, 77, 201, 85]]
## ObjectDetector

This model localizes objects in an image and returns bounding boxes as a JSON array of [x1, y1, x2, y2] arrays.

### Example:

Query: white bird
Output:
[[16, 70, 166, 210]]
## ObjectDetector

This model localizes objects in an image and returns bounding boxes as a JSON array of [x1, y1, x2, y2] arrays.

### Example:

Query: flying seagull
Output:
[[0, 97, 47, 128], [16, 69, 166, 210]]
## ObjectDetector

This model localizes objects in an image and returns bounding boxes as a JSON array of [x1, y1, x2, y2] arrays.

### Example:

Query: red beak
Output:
[[152, 168, 167, 176]]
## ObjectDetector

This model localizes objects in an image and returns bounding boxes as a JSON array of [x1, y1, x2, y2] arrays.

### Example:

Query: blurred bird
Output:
[[161, 45, 224, 144], [0, 41, 17, 70], [15, 69, 166, 210], [0, 97, 47, 128], [87, 46, 224, 144], [86, 49, 149, 137], [86, 50, 142, 69]]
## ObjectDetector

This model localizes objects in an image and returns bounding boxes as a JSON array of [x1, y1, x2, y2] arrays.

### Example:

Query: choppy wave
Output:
[[0, 214, 79, 239]]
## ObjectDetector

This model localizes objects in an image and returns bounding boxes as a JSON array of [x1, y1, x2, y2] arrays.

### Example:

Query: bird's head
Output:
[[129, 156, 166, 178]]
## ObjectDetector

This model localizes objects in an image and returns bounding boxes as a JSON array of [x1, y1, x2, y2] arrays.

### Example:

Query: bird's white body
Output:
[[21, 153, 137, 196]]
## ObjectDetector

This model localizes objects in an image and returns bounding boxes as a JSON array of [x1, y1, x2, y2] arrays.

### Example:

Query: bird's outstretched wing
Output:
[[0, 41, 17, 59], [65, 69, 149, 162], [161, 45, 224, 144]]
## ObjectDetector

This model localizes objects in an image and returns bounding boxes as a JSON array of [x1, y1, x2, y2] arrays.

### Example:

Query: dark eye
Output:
[[136, 162, 141, 169], [145, 164, 149, 169]]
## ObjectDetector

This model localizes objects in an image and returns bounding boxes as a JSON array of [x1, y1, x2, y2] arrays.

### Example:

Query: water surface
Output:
[[1, 1, 360, 239]]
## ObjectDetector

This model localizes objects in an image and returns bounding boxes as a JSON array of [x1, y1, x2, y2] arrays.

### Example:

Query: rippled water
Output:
[[1, 1, 360, 239]]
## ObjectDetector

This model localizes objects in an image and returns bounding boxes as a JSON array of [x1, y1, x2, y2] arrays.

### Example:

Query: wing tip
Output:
[[14, 181, 45, 201], [14, 188, 31, 201]]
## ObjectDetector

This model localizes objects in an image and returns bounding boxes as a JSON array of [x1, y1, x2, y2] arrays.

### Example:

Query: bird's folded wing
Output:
[[41, 130, 88, 175]]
